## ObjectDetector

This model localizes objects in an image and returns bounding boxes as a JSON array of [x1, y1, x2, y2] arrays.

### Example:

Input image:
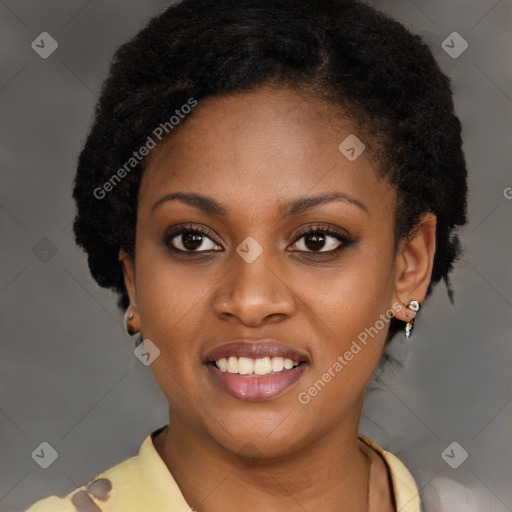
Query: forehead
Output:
[[140, 87, 395, 221]]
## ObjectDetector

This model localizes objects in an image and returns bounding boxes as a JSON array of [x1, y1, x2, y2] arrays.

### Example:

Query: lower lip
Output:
[[206, 362, 308, 401]]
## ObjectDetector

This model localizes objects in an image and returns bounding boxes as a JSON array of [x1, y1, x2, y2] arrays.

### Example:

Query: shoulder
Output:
[[24, 425, 185, 512], [24, 454, 141, 512]]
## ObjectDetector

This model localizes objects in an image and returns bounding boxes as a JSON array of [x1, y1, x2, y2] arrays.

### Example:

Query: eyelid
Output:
[[289, 224, 354, 253], [292, 223, 351, 241], [163, 224, 223, 250], [163, 222, 355, 253]]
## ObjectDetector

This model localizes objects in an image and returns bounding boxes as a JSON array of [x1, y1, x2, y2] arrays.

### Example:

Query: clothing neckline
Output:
[[143, 425, 421, 512], [358, 434, 421, 512]]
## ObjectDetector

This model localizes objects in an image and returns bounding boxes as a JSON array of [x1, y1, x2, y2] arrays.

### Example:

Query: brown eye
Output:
[[294, 232, 341, 252], [164, 226, 223, 253], [289, 226, 355, 253]]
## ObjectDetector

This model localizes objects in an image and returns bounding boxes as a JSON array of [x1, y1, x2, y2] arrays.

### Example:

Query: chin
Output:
[[205, 408, 311, 459]]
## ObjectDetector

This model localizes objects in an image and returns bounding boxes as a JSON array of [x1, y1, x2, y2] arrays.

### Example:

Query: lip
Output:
[[204, 338, 309, 401], [204, 339, 310, 364], [206, 362, 308, 401]]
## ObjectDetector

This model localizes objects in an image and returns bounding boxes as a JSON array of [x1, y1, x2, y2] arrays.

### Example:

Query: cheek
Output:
[[132, 240, 200, 347], [133, 251, 210, 415], [308, 236, 395, 331], [304, 240, 396, 383]]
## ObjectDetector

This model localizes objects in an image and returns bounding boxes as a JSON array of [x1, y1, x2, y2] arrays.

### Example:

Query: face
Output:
[[120, 87, 435, 458]]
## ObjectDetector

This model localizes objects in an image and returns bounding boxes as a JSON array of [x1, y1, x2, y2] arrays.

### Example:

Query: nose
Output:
[[213, 249, 296, 327]]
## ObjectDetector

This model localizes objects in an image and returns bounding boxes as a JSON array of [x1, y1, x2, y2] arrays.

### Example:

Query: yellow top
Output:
[[25, 426, 421, 512]]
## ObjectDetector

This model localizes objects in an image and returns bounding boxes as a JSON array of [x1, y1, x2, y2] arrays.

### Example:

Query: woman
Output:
[[25, 0, 468, 510]]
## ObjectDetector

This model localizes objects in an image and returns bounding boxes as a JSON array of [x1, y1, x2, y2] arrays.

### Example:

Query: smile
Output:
[[204, 339, 310, 401], [214, 356, 300, 375], [206, 357, 308, 401]]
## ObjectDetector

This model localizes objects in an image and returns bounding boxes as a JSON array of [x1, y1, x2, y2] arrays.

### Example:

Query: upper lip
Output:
[[205, 339, 310, 364]]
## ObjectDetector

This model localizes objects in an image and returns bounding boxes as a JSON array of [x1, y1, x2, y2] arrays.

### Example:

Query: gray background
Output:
[[1, 1, 511, 511]]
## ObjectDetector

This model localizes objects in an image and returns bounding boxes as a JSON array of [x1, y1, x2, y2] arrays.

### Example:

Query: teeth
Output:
[[283, 358, 294, 369], [253, 357, 272, 375], [227, 356, 238, 374], [271, 357, 284, 372], [217, 357, 228, 372], [215, 356, 300, 375], [238, 357, 254, 375]]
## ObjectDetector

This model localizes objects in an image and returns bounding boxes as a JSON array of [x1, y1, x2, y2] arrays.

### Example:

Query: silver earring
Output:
[[405, 300, 421, 339]]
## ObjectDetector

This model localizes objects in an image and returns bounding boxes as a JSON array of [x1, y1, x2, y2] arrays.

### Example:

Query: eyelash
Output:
[[163, 223, 356, 255], [291, 225, 355, 253]]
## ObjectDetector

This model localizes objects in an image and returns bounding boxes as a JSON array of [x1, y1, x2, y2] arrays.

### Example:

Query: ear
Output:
[[392, 212, 437, 323], [118, 248, 138, 309]]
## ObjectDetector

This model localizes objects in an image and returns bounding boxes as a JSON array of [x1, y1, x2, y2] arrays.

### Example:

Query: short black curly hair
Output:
[[73, 0, 468, 342]]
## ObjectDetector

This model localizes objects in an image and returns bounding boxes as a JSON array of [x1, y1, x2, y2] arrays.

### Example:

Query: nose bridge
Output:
[[213, 236, 295, 323]]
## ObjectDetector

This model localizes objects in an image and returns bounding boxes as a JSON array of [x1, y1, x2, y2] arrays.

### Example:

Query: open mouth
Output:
[[204, 339, 310, 401], [209, 356, 305, 376], [206, 357, 309, 401]]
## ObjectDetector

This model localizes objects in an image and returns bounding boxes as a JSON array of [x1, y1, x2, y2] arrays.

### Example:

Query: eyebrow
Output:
[[151, 191, 369, 217]]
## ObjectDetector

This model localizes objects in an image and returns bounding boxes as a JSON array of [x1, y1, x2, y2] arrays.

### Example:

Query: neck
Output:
[[155, 400, 371, 512]]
